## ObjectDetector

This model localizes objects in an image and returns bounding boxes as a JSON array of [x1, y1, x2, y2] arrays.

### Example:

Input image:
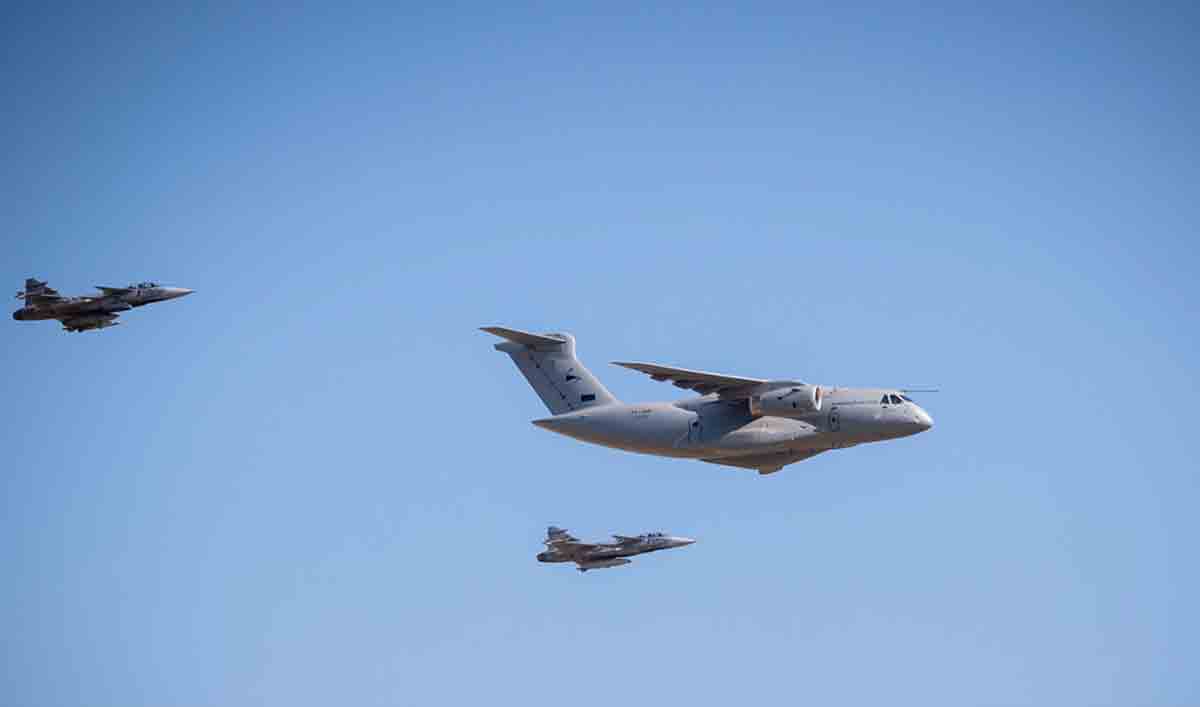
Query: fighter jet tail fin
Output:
[[18, 278, 59, 303], [482, 326, 618, 415]]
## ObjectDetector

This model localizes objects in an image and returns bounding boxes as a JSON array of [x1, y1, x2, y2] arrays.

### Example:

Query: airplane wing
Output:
[[27, 291, 64, 305], [95, 286, 132, 296], [612, 534, 641, 545], [701, 449, 826, 475], [612, 361, 770, 396]]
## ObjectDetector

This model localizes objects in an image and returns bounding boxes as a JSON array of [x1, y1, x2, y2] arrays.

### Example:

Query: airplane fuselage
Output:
[[531, 387, 933, 461]]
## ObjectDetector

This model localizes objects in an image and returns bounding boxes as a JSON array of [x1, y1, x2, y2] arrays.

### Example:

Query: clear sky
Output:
[[3, 3, 1197, 705]]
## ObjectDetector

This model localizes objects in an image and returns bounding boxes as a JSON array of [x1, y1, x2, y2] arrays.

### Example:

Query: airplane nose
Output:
[[678, 537, 696, 546], [915, 408, 934, 431], [169, 288, 194, 299]]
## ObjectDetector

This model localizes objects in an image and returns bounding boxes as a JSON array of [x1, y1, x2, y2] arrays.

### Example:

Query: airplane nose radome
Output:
[[917, 409, 934, 431]]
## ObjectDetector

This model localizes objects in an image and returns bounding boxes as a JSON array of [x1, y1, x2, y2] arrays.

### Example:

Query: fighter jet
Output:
[[13, 278, 194, 332], [482, 326, 934, 475], [537, 526, 696, 572]]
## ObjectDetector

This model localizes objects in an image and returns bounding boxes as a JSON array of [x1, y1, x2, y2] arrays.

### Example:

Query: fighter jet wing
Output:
[[95, 286, 132, 295], [701, 449, 826, 475], [27, 291, 64, 304], [612, 534, 641, 545], [611, 361, 768, 396]]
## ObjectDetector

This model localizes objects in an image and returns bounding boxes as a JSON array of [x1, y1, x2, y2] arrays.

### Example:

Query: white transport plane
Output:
[[483, 326, 933, 475]]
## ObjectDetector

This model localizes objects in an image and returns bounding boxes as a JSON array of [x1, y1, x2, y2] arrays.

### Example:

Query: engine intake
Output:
[[749, 385, 823, 418]]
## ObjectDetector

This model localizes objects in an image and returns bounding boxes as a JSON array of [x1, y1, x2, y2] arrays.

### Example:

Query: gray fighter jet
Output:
[[13, 278, 193, 332], [483, 326, 934, 475], [537, 526, 696, 572]]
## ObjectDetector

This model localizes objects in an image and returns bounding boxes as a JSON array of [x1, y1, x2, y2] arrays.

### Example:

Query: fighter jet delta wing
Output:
[[611, 361, 804, 398], [612, 534, 641, 545], [95, 286, 133, 296]]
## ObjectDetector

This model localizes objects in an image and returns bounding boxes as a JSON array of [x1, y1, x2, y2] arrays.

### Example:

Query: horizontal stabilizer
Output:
[[480, 326, 565, 349]]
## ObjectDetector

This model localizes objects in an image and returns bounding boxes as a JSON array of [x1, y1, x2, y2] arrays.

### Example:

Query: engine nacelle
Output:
[[749, 385, 823, 418]]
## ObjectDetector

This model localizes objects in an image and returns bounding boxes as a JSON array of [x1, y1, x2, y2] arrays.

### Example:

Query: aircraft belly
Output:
[[698, 417, 824, 458]]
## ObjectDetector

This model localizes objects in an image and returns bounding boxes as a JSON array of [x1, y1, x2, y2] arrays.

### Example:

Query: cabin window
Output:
[[581, 393, 596, 402]]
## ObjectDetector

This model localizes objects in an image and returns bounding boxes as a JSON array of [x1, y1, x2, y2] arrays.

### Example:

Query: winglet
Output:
[[480, 326, 566, 349]]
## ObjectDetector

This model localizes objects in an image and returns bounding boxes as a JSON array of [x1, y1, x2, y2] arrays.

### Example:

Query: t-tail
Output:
[[481, 326, 618, 415]]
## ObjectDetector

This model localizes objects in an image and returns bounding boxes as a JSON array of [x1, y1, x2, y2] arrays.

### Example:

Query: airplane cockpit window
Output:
[[889, 394, 903, 405], [880, 395, 889, 405], [899, 394, 913, 402]]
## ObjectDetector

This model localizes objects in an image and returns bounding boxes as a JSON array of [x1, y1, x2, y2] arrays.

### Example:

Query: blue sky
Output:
[[3, 3, 1197, 705]]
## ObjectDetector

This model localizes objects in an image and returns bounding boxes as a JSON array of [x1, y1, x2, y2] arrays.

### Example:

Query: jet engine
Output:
[[749, 385, 823, 418]]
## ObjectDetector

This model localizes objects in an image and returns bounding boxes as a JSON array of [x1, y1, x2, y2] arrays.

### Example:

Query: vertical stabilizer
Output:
[[482, 327, 618, 415]]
